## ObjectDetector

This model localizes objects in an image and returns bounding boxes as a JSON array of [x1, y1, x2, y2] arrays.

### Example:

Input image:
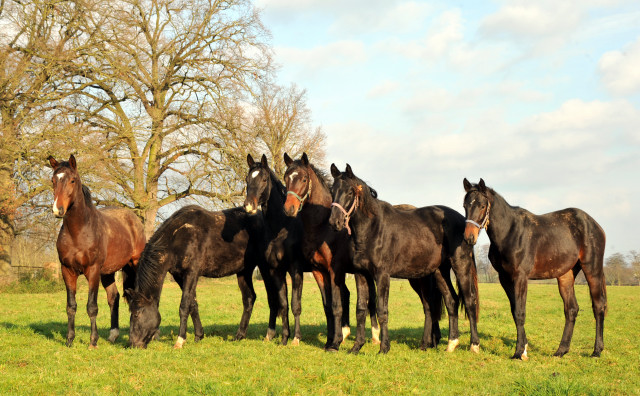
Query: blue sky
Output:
[[257, 0, 640, 255]]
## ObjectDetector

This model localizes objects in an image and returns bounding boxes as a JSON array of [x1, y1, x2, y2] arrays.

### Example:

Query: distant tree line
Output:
[[475, 245, 640, 286], [0, 0, 325, 278]]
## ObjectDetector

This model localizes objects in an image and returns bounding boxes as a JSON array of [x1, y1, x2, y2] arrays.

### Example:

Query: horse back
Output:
[[99, 207, 146, 273], [516, 208, 606, 279]]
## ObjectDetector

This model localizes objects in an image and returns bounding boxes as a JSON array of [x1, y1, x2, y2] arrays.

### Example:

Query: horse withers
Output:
[[48, 154, 145, 348], [462, 178, 607, 359]]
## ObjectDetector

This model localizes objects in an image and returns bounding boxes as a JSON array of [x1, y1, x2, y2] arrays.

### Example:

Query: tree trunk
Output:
[[0, 219, 14, 281], [143, 206, 159, 240]]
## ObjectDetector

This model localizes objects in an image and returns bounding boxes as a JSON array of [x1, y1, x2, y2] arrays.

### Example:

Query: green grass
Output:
[[0, 277, 638, 395]]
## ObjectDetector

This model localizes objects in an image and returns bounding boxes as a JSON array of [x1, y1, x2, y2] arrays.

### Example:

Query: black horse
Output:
[[127, 204, 283, 348], [462, 178, 607, 359], [283, 153, 380, 351], [329, 164, 480, 354], [244, 154, 306, 345]]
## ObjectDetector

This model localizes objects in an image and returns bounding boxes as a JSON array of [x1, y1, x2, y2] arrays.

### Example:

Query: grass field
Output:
[[0, 277, 638, 395]]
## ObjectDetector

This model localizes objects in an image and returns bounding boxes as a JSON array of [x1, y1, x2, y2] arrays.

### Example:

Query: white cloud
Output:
[[367, 80, 400, 99], [275, 40, 367, 73], [599, 36, 640, 96]]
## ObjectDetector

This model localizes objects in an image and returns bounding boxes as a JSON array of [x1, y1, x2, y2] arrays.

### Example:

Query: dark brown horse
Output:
[[329, 164, 479, 354], [463, 178, 607, 359], [283, 153, 379, 351], [48, 154, 146, 348]]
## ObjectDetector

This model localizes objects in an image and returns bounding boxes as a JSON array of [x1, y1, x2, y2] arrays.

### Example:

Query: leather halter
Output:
[[331, 194, 359, 235], [286, 177, 312, 213], [466, 199, 491, 230]]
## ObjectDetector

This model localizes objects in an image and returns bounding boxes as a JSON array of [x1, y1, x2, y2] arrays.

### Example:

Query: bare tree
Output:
[[48, 0, 274, 236], [605, 252, 627, 286], [629, 250, 640, 286], [249, 82, 326, 177], [0, 0, 84, 275]]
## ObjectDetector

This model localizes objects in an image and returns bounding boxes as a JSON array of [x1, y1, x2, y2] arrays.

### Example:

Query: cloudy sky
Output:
[[256, 0, 640, 255]]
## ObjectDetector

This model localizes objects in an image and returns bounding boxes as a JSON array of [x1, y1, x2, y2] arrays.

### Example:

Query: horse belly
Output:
[[529, 250, 578, 280]]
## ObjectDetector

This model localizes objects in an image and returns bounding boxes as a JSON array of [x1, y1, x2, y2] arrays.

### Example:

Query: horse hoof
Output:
[[446, 339, 459, 352], [88, 344, 98, 350], [291, 337, 300, 346], [371, 327, 381, 345], [341, 326, 351, 342], [108, 329, 120, 343], [173, 336, 186, 349], [470, 344, 480, 354]]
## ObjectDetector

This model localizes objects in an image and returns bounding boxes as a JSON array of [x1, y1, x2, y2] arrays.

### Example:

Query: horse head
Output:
[[244, 154, 272, 215], [282, 152, 312, 217], [127, 289, 161, 348], [462, 178, 491, 245], [48, 154, 82, 218]]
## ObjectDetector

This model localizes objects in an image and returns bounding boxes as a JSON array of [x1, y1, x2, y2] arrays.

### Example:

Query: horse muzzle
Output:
[[464, 223, 479, 245]]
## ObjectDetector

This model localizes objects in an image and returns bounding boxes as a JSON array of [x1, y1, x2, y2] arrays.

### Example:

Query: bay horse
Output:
[[127, 203, 283, 348], [462, 178, 607, 359], [283, 153, 380, 352], [48, 154, 146, 348], [244, 154, 306, 345], [329, 164, 480, 354]]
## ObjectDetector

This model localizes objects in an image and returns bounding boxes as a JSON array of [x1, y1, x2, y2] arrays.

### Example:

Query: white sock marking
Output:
[[470, 344, 480, 354], [342, 326, 351, 342], [446, 338, 460, 352], [174, 336, 186, 349], [371, 326, 381, 344]]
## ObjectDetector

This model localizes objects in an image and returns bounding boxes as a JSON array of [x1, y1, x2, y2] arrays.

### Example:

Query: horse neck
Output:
[[486, 191, 517, 247], [350, 188, 380, 241], [264, 179, 287, 227], [62, 184, 97, 236], [299, 167, 333, 229]]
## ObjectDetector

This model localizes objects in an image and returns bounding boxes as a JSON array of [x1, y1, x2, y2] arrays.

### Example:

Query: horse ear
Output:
[[301, 152, 309, 166], [260, 154, 269, 168], [69, 154, 77, 170], [48, 156, 59, 169], [283, 153, 293, 166], [345, 164, 354, 178], [478, 178, 486, 193], [463, 178, 472, 192], [330, 163, 341, 178], [247, 154, 255, 167]]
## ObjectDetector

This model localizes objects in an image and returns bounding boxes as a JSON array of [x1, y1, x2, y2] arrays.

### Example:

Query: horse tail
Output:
[[457, 251, 480, 321], [427, 274, 444, 321]]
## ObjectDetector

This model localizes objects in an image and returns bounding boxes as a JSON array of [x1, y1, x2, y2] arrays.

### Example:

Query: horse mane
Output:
[[350, 174, 378, 218], [82, 184, 93, 207], [269, 167, 286, 199], [308, 163, 332, 190]]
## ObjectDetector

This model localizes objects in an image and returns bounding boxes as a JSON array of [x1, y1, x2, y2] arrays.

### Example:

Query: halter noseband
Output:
[[331, 194, 359, 235], [465, 197, 491, 231], [286, 177, 312, 213]]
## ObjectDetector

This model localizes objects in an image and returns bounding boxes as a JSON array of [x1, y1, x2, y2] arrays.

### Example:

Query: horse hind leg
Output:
[[554, 268, 579, 357], [101, 273, 120, 343], [581, 255, 607, 357]]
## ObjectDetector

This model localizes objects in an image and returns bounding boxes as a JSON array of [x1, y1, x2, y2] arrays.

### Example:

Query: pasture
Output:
[[0, 278, 638, 395]]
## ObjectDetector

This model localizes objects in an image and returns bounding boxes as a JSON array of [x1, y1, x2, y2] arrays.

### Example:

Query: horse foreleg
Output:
[[452, 250, 480, 352], [234, 270, 257, 341], [340, 282, 351, 342], [175, 273, 198, 349], [350, 273, 369, 354], [375, 272, 391, 354], [583, 264, 607, 357], [259, 267, 279, 342], [312, 269, 335, 351], [84, 266, 101, 349], [503, 272, 529, 360], [101, 273, 120, 343], [326, 270, 345, 351], [61, 266, 79, 347], [290, 264, 304, 346]]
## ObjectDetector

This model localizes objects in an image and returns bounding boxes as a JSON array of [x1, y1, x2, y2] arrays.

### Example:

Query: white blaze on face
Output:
[[52, 173, 65, 215], [251, 170, 260, 178], [289, 172, 298, 183]]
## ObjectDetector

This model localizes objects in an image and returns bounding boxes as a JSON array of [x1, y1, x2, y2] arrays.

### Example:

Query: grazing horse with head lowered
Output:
[[283, 153, 380, 351], [48, 154, 146, 348], [462, 178, 607, 359], [244, 154, 306, 345], [329, 164, 479, 354]]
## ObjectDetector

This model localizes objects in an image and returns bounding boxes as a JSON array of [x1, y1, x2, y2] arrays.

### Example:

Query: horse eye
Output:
[[70, 179, 75, 184]]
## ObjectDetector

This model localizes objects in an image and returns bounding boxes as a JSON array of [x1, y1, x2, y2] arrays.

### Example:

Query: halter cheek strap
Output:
[[286, 178, 312, 213], [331, 195, 359, 235], [465, 201, 491, 231]]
